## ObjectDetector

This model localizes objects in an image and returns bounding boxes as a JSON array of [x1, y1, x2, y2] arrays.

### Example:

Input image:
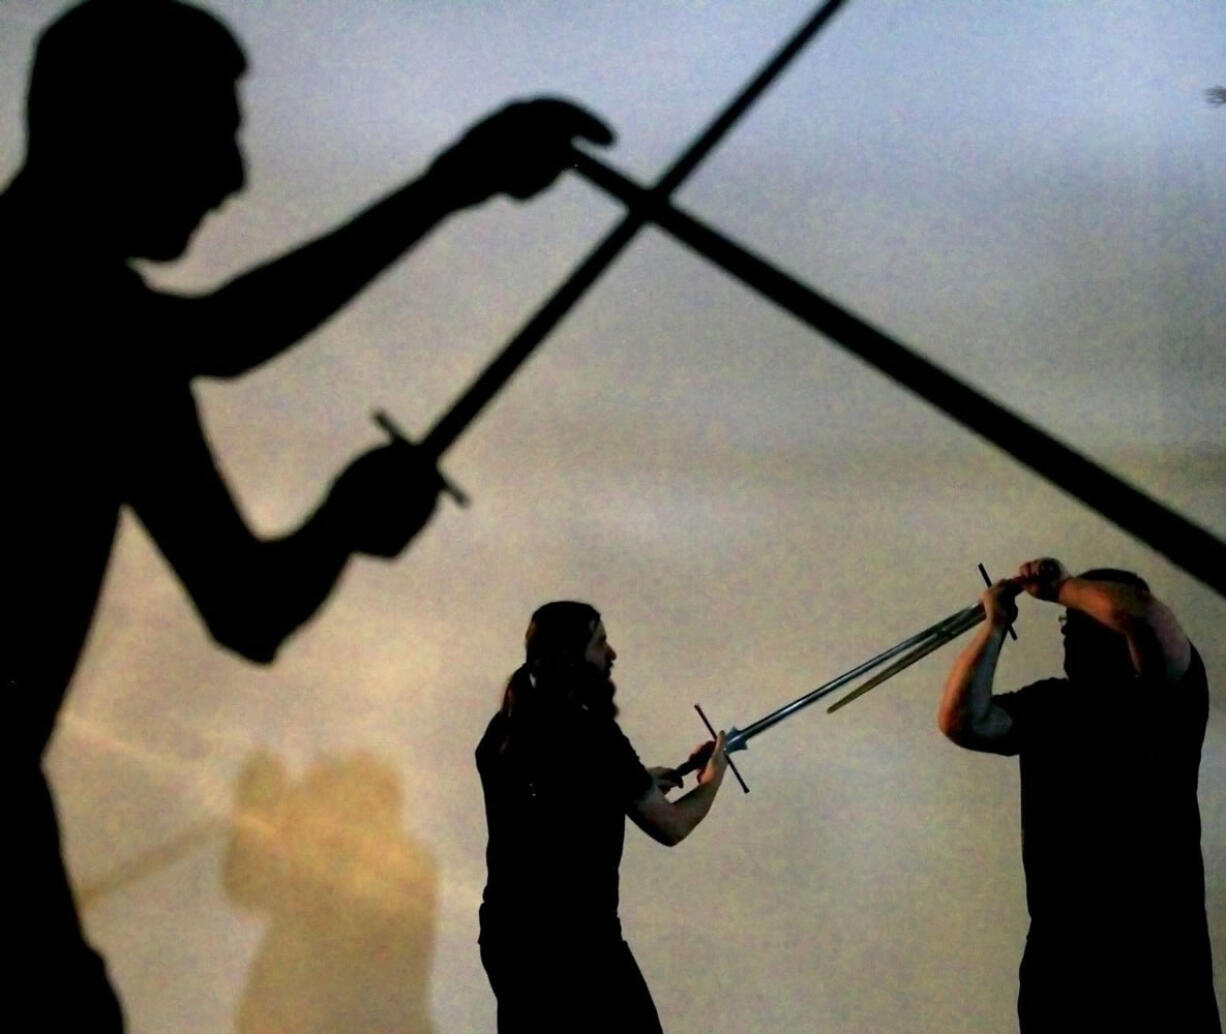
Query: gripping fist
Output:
[[1017, 557, 1068, 601], [648, 766, 684, 794], [329, 440, 443, 558], [982, 580, 1021, 630], [428, 97, 614, 207], [697, 731, 729, 788]]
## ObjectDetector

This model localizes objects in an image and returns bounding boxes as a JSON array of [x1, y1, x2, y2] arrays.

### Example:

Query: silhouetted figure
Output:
[[937, 558, 1221, 1032], [3, 2, 611, 1028], [224, 752, 438, 1034], [476, 602, 728, 1033]]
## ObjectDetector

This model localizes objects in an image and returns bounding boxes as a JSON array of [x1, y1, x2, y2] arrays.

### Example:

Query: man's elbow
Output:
[[937, 709, 985, 750], [937, 707, 966, 744], [204, 613, 285, 666], [226, 638, 281, 666], [657, 826, 687, 848], [641, 818, 687, 847], [637, 813, 689, 847], [939, 712, 1016, 755]]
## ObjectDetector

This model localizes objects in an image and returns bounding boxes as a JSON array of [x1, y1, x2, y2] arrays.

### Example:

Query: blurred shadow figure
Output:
[[937, 558, 1221, 1033], [2, 2, 612, 1028], [224, 752, 438, 1034], [476, 602, 729, 1033]]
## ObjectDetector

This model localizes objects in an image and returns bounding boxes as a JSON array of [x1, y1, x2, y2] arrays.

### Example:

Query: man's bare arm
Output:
[[628, 733, 728, 847], [177, 99, 612, 378], [128, 392, 439, 663], [937, 582, 1019, 754], [1024, 558, 1191, 682]]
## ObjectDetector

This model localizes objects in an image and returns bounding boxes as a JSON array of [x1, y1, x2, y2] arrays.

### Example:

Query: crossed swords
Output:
[[80, 0, 1226, 902], [376, 0, 1225, 600], [378, 0, 1225, 790]]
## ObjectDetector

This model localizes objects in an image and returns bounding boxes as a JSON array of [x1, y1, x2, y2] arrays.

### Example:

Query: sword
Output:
[[374, 0, 853, 498], [671, 563, 1038, 792]]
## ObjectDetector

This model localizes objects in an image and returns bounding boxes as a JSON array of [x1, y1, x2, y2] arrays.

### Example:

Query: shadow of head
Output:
[[223, 751, 440, 1034], [224, 751, 437, 922], [25, 0, 249, 260]]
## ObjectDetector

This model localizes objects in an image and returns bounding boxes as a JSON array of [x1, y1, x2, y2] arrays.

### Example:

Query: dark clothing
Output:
[[480, 932, 662, 1034], [476, 703, 654, 938], [996, 647, 1221, 1032], [4, 196, 280, 1029], [476, 700, 658, 1032], [15, 769, 125, 1034], [5, 244, 268, 763], [4, 208, 209, 1030], [7, 257, 173, 760]]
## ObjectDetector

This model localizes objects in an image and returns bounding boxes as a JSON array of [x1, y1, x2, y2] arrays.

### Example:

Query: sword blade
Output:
[[723, 602, 983, 753], [567, 149, 1226, 599], [824, 607, 985, 713], [417, 0, 853, 460]]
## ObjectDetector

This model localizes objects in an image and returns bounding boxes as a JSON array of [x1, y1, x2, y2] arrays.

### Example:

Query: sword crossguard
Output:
[[978, 562, 1018, 641], [694, 703, 750, 795], [373, 410, 470, 508], [676, 562, 1028, 791]]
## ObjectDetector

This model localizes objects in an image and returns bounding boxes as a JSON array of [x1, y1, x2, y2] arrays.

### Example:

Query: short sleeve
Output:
[[1161, 645, 1209, 748], [995, 678, 1066, 751], [601, 720, 654, 806]]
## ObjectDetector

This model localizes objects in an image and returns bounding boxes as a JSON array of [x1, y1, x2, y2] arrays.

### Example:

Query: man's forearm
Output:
[[1055, 577, 1151, 636], [193, 170, 464, 376], [669, 780, 722, 838], [1055, 575, 1190, 680], [938, 624, 1007, 743], [193, 503, 353, 664]]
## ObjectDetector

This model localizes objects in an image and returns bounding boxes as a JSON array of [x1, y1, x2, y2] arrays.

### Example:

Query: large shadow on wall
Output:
[[224, 752, 437, 1034]]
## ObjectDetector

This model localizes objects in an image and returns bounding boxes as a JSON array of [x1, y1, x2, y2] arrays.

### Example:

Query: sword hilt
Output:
[[978, 559, 1064, 639], [978, 562, 1017, 640], [668, 703, 750, 794], [373, 410, 470, 507]]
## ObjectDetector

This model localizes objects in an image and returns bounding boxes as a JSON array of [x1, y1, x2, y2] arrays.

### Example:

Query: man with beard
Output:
[[937, 558, 1220, 1032], [476, 601, 728, 1033], [4, 2, 612, 1029]]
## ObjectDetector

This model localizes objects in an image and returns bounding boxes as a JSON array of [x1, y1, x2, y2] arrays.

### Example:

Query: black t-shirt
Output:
[[2, 197, 275, 759], [996, 646, 1214, 963], [476, 701, 654, 943], [3, 244, 204, 757]]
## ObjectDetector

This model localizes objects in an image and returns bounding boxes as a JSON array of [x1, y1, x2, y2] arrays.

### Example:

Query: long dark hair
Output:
[[498, 600, 602, 722]]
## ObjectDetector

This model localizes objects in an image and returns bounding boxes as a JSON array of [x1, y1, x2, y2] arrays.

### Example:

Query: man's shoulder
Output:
[[475, 712, 507, 757], [1161, 643, 1210, 729], [3, 264, 195, 408], [578, 708, 637, 750], [0, 243, 165, 357], [1184, 644, 1207, 689]]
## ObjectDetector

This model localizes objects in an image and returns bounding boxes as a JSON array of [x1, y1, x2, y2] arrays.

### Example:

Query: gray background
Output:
[[3, 2, 1223, 1031]]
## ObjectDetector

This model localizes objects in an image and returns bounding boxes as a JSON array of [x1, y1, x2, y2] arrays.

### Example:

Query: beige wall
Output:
[[5, 2, 1223, 1031]]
